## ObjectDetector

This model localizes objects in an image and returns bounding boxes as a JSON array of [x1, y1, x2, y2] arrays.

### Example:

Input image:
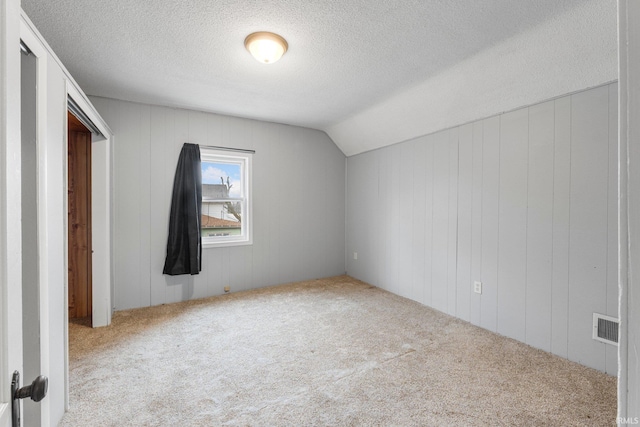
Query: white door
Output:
[[1, 0, 25, 425]]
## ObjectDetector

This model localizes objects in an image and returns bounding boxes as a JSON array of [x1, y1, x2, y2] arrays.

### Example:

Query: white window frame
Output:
[[200, 147, 253, 248]]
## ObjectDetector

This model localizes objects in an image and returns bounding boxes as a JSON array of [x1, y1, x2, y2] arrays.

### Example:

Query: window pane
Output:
[[201, 201, 242, 237], [201, 161, 242, 199]]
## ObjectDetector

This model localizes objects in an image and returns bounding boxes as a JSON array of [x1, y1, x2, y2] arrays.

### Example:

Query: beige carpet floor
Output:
[[60, 275, 616, 426]]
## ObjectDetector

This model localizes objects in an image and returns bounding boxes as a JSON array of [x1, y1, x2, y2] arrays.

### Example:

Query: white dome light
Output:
[[244, 32, 288, 64]]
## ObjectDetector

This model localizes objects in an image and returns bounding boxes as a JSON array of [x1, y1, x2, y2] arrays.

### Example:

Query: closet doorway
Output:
[[68, 112, 92, 323]]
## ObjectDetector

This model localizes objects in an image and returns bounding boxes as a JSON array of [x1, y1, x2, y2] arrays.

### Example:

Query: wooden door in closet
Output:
[[68, 111, 92, 321]]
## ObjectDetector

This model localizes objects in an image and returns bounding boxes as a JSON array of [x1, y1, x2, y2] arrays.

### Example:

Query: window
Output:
[[200, 147, 252, 247]]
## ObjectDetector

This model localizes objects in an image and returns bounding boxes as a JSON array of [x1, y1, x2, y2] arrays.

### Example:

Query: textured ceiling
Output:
[[22, 0, 617, 156]]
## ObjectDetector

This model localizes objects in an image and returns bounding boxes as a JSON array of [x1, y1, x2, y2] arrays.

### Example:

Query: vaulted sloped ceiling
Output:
[[22, 0, 617, 156]]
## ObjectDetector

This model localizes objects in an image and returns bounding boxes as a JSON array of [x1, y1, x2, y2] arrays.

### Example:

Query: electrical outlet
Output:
[[473, 281, 482, 294], [224, 286, 230, 293], [353, 252, 358, 260]]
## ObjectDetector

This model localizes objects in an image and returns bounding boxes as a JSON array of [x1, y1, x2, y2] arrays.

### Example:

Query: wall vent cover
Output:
[[592, 313, 619, 346]]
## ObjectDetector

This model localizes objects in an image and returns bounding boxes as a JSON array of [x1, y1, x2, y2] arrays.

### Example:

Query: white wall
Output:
[[90, 96, 346, 310], [347, 83, 618, 374]]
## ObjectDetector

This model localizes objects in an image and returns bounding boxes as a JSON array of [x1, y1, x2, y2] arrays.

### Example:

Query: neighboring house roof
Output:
[[202, 184, 228, 199], [201, 214, 240, 228]]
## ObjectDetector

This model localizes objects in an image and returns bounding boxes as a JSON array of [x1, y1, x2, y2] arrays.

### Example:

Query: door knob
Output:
[[15, 375, 48, 402], [11, 371, 48, 427]]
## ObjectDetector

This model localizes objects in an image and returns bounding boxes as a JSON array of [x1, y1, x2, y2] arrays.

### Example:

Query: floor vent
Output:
[[592, 313, 619, 345]]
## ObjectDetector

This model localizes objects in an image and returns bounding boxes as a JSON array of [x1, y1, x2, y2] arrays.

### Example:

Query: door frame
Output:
[[65, 84, 113, 330], [19, 19, 50, 427], [618, 0, 640, 418]]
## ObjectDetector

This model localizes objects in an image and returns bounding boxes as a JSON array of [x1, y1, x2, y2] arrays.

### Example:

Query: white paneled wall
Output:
[[346, 83, 618, 374], [90, 97, 346, 311]]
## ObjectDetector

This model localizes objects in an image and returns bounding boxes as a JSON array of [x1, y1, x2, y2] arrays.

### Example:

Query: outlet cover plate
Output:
[[474, 281, 482, 294]]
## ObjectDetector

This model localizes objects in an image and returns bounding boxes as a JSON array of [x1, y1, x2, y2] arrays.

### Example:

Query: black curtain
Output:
[[163, 143, 202, 275]]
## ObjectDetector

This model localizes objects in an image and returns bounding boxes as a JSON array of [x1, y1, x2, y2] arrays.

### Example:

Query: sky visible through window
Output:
[[202, 161, 241, 198]]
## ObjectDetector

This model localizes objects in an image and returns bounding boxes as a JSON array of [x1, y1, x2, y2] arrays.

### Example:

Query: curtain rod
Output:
[[198, 144, 255, 154]]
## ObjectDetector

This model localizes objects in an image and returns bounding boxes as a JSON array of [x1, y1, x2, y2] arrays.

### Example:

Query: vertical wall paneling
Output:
[[411, 137, 427, 303], [299, 126, 321, 282], [525, 101, 554, 352], [567, 86, 609, 369], [107, 100, 123, 309], [346, 153, 364, 280], [345, 84, 617, 373], [366, 151, 382, 286], [423, 138, 435, 306], [480, 116, 500, 332], [398, 141, 415, 299], [279, 127, 299, 285], [265, 124, 282, 287], [121, 102, 150, 309], [283, 127, 303, 284], [606, 83, 619, 374], [447, 128, 459, 316], [140, 106, 153, 304], [324, 134, 346, 278], [469, 122, 484, 326], [308, 125, 330, 279], [387, 144, 402, 294], [149, 106, 168, 305], [94, 96, 346, 311], [297, 125, 315, 282], [250, 120, 268, 288], [302, 130, 324, 280], [431, 130, 450, 313], [551, 96, 571, 359], [376, 148, 390, 291], [372, 151, 385, 287], [456, 124, 473, 322], [497, 108, 528, 342]]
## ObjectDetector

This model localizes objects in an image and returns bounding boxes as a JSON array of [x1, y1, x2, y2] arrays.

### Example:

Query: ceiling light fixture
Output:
[[244, 32, 288, 64]]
